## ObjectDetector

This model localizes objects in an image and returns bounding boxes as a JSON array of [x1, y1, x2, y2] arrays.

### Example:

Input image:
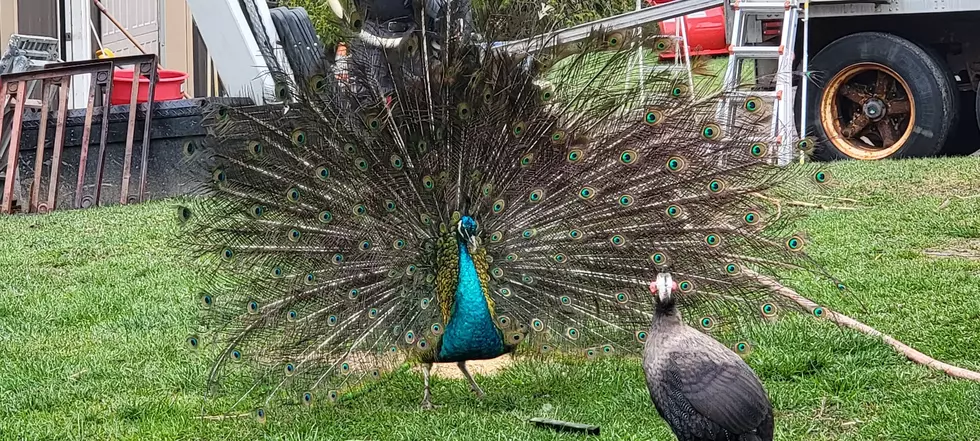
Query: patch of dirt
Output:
[[412, 355, 516, 379], [924, 239, 980, 260]]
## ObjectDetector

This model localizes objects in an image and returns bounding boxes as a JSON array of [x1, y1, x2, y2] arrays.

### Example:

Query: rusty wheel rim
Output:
[[820, 63, 915, 160]]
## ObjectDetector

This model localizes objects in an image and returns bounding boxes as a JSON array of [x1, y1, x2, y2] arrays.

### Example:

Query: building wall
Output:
[[159, 0, 219, 98], [162, 0, 196, 96], [0, 0, 17, 48]]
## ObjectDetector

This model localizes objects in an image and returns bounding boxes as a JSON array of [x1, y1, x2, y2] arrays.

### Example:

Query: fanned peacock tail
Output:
[[177, 0, 844, 418]]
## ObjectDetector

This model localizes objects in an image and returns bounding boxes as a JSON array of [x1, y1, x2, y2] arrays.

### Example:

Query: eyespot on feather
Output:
[[290, 129, 307, 146], [749, 142, 768, 157], [274, 81, 289, 101], [176, 206, 192, 223], [511, 121, 527, 137], [797, 136, 816, 153], [666, 156, 687, 172], [813, 169, 832, 184], [670, 83, 689, 98], [605, 31, 624, 48], [643, 109, 664, 126], [743, 96, 764, 113], [457, 102, 471, 119], [309, 75, 326, 93], [701, 123, 722, 140]]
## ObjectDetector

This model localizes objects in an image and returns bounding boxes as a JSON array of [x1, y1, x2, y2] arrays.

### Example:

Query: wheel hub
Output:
[[820, 62, 916, 160], [863, 98, 886, 120]]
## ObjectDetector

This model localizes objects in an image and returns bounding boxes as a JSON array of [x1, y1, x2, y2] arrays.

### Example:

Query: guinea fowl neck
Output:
[[653, 297, 683, 329]]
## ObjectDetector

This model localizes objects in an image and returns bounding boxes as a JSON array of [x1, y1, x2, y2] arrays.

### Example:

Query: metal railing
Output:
[[0, 54, 159, 214]]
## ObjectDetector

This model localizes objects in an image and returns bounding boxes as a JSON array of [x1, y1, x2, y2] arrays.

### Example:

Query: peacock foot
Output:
[[470, 386, 486, 399], [457, 361, 486, 400], [420, 362, 435, 410]]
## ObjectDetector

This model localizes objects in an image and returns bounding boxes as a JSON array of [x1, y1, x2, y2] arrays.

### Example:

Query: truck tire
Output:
[[801, 32, 957, 161], [914, 40, 960, 154], [975, 91, 980, 146]]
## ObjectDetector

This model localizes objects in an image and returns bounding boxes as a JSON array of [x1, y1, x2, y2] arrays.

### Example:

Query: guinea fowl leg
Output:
[[420, 362, 434, 410], [457, 361, 486, 399]]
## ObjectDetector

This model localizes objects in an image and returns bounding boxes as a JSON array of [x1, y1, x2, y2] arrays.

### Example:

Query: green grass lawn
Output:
[[1, 156, 979, 440]]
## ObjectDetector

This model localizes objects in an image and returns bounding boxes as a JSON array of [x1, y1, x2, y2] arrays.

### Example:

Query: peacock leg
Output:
[[457, 361, 485, 399], [420, 362, 434, 410]]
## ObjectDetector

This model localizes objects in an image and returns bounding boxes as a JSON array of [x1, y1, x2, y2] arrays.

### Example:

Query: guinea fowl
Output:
[[643, 273, 774, 441]]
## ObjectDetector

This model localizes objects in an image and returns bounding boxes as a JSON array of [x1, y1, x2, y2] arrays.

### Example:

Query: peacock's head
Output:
[[457, 215, 479, 249]]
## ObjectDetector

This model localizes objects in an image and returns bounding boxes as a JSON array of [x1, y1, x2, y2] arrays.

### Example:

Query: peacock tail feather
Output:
[[177, 0, 844, 417]]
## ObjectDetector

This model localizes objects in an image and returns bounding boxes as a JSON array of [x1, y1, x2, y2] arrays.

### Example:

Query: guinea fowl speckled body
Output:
[[176, 0, 844, 419], [644, 274, 774, 441]]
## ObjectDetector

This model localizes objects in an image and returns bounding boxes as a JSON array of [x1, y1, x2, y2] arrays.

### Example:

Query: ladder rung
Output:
[[720, 90, 779, 101], [733, 1, 794, 13], [728, 45, 783, 58]]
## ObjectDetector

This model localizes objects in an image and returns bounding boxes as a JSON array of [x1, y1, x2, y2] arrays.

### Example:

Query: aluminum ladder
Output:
[[627, 1, 696, 98], [720, 0, 802, 166]]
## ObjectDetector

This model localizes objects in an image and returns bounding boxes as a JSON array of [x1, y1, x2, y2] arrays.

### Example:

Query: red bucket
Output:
[[110, 68, 187, 105]]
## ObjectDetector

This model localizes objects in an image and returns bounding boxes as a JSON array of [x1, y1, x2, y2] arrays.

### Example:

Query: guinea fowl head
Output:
[[650, 273, 681, 320]]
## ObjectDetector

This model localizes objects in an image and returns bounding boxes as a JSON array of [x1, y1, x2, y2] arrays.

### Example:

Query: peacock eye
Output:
[[528, 189, 545, 203], [701, 124, 721, 140], [644, 109, 662, 125], [492, 200, 506, 213], [619, 150, 638, 164], [512, 122, 527, 137]]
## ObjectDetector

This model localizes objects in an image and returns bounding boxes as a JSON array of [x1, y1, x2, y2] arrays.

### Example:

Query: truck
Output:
[[497, 0, 980, 161], [728, 0, 980, 161]]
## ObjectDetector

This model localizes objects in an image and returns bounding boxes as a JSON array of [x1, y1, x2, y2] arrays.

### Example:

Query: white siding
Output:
[[100, 0, 159, 56]]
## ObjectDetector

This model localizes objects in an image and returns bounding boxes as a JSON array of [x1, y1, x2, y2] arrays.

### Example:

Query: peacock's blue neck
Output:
[[437, 242, 504, 362]]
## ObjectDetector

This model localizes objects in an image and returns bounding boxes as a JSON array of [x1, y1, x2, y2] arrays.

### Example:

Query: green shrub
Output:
[[281, 0, 642, 46], [280, 0, 346, 45]]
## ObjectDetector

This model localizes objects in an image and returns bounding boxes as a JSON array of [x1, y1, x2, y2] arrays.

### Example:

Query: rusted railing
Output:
[[0, 54, 158, 214]]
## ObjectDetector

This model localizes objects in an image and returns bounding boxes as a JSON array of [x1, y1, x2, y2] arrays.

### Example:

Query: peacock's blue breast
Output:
[[437, 244, 504, 362]]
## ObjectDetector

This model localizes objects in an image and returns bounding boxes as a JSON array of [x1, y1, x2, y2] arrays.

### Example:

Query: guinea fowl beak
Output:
[[649, 273, 678, 303]]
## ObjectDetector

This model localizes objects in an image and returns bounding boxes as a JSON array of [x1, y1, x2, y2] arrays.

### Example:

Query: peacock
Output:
[[176, 0, 844, 419]]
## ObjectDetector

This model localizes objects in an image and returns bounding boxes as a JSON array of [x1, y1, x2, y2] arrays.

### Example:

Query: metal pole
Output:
[[496, 0, 724, 53], [636, 0, 645, 98], [800, 0, 810, 139], [679, 16, 694, 91]]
